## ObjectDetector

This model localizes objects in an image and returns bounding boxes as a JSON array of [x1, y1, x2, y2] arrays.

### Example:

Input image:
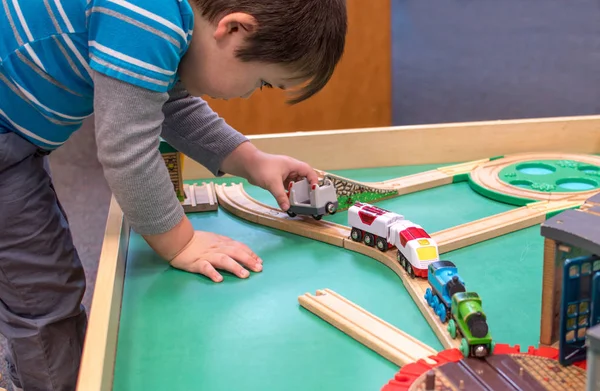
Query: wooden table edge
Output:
[[78, 114, 600, 390]]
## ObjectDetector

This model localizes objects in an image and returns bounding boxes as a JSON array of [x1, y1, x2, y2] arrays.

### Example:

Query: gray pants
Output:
[[0, 132, 87, 390]]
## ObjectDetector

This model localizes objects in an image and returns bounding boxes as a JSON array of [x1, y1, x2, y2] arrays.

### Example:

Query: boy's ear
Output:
[[213, 12, 257, 40]]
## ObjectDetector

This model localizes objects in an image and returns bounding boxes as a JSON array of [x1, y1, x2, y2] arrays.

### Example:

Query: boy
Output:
[[0, 0, 347, 389]]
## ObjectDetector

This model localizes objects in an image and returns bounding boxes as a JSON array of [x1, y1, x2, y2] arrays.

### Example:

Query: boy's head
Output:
[[178, 0, 347, 104]]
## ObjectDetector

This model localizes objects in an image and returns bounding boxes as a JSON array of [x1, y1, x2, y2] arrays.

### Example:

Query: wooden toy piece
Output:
[[298, 289, 438, 367], [215, 183, 349, 247], [159, 140, 185, 202], [540, 193, 600, 352], [313, 159, 488, 212], [181, 182, 218, 213], [432, 198, 582, 254], [469, 152, 600, 205]]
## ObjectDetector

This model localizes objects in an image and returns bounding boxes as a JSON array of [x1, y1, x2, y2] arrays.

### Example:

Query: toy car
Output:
[[286, 178, 338, 220]]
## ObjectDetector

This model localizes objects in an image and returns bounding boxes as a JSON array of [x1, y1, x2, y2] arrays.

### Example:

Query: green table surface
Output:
[[112, 163, 545, 391]]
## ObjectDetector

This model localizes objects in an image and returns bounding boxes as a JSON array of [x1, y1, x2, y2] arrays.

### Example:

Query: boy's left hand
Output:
[[221, 142, 319, 211]]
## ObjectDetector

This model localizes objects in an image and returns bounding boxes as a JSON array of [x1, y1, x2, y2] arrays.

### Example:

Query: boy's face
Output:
[[179, 11, 304, 100]]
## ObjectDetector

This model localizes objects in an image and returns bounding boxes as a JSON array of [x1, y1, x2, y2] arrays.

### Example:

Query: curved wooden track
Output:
[[469, 152, 600, 202], [215, 183, 461, 350], [214, 154, 598, 361], [315, 152, 600, 204]]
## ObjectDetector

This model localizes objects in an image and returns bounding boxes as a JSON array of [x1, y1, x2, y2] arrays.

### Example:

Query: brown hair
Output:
[[194, 0, 347, 104]]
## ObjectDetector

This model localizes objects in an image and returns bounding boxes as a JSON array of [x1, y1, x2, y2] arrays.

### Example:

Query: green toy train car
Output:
[[446, 291, 494, 358]]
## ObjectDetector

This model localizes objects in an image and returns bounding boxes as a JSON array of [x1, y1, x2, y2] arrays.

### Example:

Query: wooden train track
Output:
[[298, 289, 438, 366], [315, 159, 488, 196], [215, 183, 461, 350], [432, 199, 584, 253], [215, 182, 592, 356]]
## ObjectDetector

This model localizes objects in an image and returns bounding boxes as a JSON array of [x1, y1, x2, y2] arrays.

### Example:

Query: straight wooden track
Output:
[[298, 289, 438, 366]]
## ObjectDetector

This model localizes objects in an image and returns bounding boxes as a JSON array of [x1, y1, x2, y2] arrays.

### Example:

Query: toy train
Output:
[[425, 260, 494, 358], [347, 202, 440, 278], [285, 178, 338, 220]]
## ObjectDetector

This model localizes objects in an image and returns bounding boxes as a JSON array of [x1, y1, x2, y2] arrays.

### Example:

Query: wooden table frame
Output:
[[76, 115, 600, 391]]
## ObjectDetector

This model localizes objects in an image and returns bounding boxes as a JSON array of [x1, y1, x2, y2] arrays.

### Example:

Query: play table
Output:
[[76, 115, 600, 391]]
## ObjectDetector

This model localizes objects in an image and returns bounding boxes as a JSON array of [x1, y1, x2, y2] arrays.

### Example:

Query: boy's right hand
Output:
[[168, 230, 263, 282]]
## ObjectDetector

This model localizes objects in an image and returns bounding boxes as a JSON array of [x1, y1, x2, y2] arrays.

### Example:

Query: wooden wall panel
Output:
[[201, 0, 392, 135]]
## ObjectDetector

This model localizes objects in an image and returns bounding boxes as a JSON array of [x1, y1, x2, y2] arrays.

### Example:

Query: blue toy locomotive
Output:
[[424, 260, 466, 323]]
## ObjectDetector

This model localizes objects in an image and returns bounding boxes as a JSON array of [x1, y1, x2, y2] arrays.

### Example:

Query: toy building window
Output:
[[567, 317, 577, 330], [594, 260, 600, 272], [580, 301, 590, 314], [582, 262, 592, 275], [558, 244, 571, 253], [578, 328, 587, 340], [566, 330, 576, 342], [567, 304, 578, 316], [579, 315, 589, 327], [569, 265, 579, 278]]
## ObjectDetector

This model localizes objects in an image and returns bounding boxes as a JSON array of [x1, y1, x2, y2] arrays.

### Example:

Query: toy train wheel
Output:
[[447, 319, 457, 339], [350, 228, 363, 241], [375, 237, 388, 251], [325, 202, 337, 215], [436, 302, 447, 323], [424, 288, 433, 304], [459, 338, 469, 358], [287, 210, 297, 217], [363, 233, 375, 247], [312, 214, 323, 220]]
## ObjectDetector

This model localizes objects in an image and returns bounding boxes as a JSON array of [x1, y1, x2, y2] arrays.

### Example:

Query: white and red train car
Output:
[[348, 202, 440, 278]]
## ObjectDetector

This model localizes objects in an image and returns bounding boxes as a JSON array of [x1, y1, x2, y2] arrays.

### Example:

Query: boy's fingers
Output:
[[209, 253, 251, 279], [268, 181, 290, 210], [305, 166, 320, 185], [222, 246, 263, 272], [290, 160, 319, 185], [226, 240, 262, 263], [194, 259, 223, 282]]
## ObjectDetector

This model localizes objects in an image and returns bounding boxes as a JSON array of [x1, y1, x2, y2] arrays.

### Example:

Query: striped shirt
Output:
[[0, 0, 194, 149]]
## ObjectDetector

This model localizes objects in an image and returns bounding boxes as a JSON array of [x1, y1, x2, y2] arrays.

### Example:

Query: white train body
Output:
[[348, 202, 439, 278]]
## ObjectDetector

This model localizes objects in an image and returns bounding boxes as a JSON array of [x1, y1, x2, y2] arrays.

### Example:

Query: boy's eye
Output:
[[260, 81, 273, 90]]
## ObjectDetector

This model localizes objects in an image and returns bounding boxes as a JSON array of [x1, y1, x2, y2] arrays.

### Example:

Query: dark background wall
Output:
[[392, 0, 600, 125]]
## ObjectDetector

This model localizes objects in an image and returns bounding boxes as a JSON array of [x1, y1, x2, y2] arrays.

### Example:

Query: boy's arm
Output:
[[92, 70, 193, 260], [160, 81, 249, 177]]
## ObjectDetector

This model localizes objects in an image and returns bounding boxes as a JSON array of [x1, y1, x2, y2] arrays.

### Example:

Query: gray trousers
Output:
[[0, 132, 87, 390]]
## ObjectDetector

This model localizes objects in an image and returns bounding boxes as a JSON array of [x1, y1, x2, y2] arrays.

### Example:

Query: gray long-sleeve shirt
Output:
[[93, 70, 248, 235]]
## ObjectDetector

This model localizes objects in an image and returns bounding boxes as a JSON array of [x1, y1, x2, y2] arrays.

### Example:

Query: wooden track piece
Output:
[[432, 199, 583, 253], [182, 182, 218, 212], [298, 289, 438, 367], [215, 182, 349, 246]]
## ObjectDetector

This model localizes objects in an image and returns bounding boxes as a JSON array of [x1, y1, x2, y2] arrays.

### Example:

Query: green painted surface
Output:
[[113, 163, 547, 391], [158, 138, 178, 154], [452, 172, 469, 183], [499, 159, 600, 193]]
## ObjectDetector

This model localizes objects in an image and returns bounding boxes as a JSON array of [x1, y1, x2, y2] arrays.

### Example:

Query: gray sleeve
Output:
[[160, 82, 249, 176], [92, 70, 184, 235]]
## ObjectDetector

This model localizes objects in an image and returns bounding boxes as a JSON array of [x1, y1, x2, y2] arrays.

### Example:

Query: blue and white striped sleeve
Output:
[[87, 0, 194, 92]]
